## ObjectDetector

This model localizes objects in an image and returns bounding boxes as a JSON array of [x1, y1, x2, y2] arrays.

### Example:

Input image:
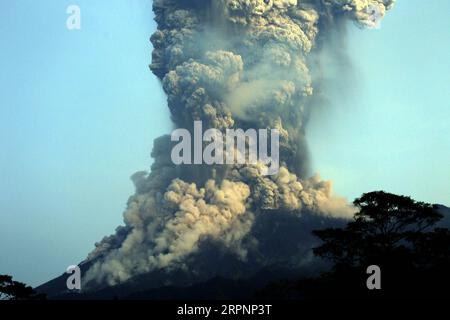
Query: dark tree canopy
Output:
[[0, 275, 45, 300], [259, 191, 450, 299], [313, 191, 445, 268]]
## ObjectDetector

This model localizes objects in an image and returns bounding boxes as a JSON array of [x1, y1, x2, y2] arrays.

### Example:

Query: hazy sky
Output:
[[0, 0, 448, 287]]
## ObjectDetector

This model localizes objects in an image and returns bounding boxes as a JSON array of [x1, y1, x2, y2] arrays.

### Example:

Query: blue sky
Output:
[[308, 0, 450, 206], [0, 0, 449, 287]]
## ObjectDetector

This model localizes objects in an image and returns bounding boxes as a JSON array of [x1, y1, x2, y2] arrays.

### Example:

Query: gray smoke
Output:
[[83, 0, 394, 287]]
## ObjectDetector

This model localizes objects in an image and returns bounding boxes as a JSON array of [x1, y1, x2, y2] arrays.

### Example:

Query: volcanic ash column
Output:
[[83, 0, 394, 287]]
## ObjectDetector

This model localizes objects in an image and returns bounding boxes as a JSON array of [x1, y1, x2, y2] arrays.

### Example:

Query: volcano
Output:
[[37, 0, 402, 299]]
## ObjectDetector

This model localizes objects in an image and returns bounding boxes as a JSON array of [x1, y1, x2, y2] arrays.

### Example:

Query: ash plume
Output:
[[82, 0, 395, 288]]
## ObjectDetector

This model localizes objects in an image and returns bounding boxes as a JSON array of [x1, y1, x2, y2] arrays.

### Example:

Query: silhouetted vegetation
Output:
[[258, 191, 450, 299], [0, 275, 46, 300]]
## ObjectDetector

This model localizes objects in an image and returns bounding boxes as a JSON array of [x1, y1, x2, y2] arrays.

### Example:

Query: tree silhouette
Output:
[[258, 191, 450, 299], [311, 191, 450, 298], [0, 275, 46, 300], [314, 191, 443, 266]]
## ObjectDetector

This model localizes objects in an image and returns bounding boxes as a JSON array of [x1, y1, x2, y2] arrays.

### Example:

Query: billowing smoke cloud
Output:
[[83, 0, 394, 288]]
